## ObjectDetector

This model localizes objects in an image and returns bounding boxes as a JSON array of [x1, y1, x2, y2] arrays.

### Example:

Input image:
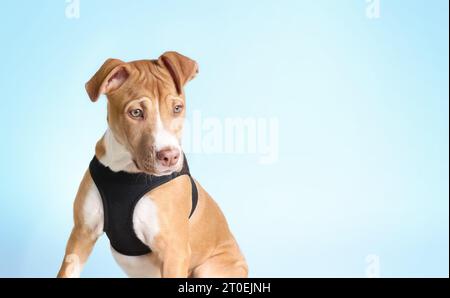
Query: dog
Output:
[[57, 51, 248, 278]]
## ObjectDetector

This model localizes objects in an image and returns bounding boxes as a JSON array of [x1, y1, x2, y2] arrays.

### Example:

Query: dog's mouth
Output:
[[154, 168, 177, 176], [132, 158, 181, 176]]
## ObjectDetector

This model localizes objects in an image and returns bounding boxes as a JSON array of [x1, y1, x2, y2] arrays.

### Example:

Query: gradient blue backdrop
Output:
[[0, 0, 448, 277]]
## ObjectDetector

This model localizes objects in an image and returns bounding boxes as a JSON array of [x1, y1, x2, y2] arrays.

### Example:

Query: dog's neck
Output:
[[96, 129, 139, 173]]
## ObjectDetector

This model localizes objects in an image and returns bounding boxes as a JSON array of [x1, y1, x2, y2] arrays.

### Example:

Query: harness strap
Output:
[[189, 176, 198, 218]]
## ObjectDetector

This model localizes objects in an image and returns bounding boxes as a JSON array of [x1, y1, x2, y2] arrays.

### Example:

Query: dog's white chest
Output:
[[132, 196, 160, 247]]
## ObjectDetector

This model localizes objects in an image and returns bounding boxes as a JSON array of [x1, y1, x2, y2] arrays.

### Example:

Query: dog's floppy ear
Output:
[[158, 51, 198, 95], [85, 58, 130, 102]]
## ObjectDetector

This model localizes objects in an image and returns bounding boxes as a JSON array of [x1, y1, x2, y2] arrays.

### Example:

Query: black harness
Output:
[[89, 155, 198, 256]]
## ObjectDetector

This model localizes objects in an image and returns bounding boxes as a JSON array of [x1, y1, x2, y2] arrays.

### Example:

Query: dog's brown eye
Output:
[[129, 109, 144, 118], [173, 104, 183, 114]]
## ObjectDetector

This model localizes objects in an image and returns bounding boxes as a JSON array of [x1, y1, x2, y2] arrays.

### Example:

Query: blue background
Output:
[[0, 0, 448, 277]]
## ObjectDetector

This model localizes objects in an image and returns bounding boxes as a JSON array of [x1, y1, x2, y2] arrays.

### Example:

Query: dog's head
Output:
[[86, 51, 198, 175]]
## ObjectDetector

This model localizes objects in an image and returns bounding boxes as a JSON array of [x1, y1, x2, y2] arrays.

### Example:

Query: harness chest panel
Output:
[[89, 155, 198, 256]]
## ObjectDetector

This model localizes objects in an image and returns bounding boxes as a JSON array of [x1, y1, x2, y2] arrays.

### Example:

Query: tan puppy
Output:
[[57, 52, 248, 278]]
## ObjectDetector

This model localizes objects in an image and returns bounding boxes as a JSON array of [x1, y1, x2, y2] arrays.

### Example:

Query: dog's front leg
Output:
[[57, 226, 99, 278], [144, 202, 190, 277], [137, 178, 193, 278], [160, 243, 191, 278], [57, 171, 103, 278], [151, 225, 190, 277]]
